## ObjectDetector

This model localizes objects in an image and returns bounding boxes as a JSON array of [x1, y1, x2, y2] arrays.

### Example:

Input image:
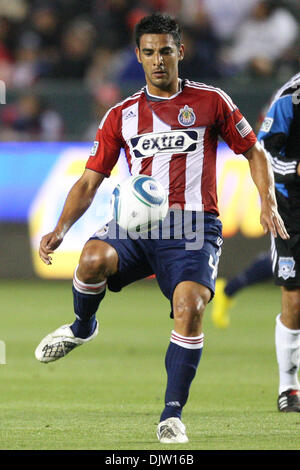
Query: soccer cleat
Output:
[[35, 322, 98, 363], [211, 278, 233, 329], [156, 417, 189, 444], [277, 389, 300, 412]]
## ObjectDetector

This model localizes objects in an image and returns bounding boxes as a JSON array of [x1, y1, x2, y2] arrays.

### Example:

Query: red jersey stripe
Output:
[[168, 153, 187, 209], [138, 94, 154, 176], [141, 157, 153, 175]]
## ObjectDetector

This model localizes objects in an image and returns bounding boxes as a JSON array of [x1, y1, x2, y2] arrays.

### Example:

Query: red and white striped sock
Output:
[[73, 266, 107, 296], [170, 330, 204, 350], [71, 266, 107, 336]]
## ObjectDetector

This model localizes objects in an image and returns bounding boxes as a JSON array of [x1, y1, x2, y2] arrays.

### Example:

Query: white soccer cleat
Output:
[[35, 322, 98, 363], [156, 417, 189, 444]]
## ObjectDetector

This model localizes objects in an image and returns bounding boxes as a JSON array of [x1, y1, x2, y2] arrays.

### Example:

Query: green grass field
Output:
[[0, 278, 299, 451]]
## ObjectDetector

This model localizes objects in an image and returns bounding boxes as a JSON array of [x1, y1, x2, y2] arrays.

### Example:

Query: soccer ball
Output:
[[111, 175, 168, 233]]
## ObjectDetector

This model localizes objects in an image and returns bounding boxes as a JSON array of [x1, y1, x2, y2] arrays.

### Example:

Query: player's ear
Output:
[[136, 47, 142, 63], [178, 44, 184, 61]]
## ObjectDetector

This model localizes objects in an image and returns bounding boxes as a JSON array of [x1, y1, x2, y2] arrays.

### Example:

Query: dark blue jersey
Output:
[[258, 72, 300, 226]]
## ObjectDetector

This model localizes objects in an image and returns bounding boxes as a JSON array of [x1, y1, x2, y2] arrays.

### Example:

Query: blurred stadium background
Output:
[[1, 0, 300, 451], [1, 0, 300, 281]]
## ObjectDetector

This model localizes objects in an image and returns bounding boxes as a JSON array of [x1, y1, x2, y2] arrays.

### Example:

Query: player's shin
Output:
[[71, 266, 106, 339], [160, 330, 204, 422]]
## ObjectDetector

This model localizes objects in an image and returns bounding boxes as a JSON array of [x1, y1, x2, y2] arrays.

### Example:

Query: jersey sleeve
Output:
[[215, 91, 257, 154], [85, 107, 123, 177], [257, 94, 294, 142], [257, 95, 299, 183]]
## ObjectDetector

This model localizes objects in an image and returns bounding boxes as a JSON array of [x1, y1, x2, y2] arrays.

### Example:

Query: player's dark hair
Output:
[[134, 13, 182, 49]]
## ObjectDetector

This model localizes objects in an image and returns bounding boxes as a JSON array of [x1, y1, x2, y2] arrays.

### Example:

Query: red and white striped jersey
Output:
[[86, 79, 256, 215]]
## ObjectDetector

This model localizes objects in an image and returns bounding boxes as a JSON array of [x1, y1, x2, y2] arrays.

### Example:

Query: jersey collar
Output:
[[144, 79, 184, 102]]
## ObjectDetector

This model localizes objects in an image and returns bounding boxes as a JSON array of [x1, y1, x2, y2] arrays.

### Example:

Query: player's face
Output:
[[136, 33, 184, 97]]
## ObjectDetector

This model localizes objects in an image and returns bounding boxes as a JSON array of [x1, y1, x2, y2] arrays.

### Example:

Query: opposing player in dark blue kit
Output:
[[258, 72, 300, 412], [35, 13, 288, 442]]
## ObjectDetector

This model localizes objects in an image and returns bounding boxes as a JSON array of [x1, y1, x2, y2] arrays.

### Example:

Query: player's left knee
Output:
[[173, 305, 204, 337], [173, 286, 210, 335]]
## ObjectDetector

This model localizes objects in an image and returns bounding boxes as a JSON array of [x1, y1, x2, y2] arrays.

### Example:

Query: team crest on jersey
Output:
[[178, 105, 196, 126], [260, 117, 273, 133], [130, 129, 200, 158], [278, 257, 296, 280]]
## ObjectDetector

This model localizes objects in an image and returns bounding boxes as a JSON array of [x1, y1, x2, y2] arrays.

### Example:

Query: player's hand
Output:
[[260, 202, 289, 240], [39, 231, 64, 265]]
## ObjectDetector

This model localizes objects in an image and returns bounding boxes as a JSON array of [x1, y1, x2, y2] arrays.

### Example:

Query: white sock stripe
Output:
[[73, 275, 107, 291], [172, 332, 204, 343], [170, 330, 204, 349], [73, 278, 106, 295], [171, 330, 204, 341], [73, 267, 107, 295]]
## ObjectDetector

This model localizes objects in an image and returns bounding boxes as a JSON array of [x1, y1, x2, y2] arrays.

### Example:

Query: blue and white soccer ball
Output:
[[111, 175, 168, 233]]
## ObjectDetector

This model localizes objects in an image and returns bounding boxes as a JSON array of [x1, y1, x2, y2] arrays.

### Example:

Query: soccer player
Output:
[[212, 251, 273, 329], [35, 13, 289, 442], [257, 73, 300, 412]]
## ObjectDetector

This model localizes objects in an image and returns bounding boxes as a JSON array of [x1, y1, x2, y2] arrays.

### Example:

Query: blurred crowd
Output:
[[0, 0, 299, 140]]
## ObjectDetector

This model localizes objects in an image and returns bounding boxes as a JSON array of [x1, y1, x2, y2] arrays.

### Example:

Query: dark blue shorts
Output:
[[90, 211, 223, 315]]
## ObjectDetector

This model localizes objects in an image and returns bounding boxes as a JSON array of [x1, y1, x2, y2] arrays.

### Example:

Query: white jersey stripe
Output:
[[263, 142, 298, 175], [151, 111, 172, 192], [270, 72, 300, 107], [121, 101, 142, 175], [187, 80, 236, 108], [272, 166, 297, 175], [271, 235, 277, 273], [186, 83, 236, 112], [184, 127, 205, 211], [121, 102, 140, 142], [272, 158, 296, 169], [99, 91, 143, 129], [131, 157, 142, 176]]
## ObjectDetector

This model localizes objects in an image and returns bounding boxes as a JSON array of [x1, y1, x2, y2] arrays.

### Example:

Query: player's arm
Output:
[[243, 141, 289, 240], [39, 169, 105, 265], [40, 105, 123, 265], [258, 94, 300, 183]]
